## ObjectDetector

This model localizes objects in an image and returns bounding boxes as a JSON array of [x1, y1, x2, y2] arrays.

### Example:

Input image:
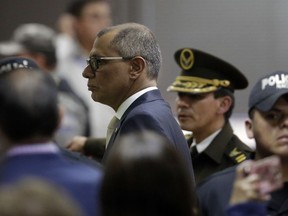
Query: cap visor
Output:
[[255, 90, 288, 111]]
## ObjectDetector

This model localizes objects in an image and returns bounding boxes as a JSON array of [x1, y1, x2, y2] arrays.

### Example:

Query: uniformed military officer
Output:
[[167, 48, 253, 184]]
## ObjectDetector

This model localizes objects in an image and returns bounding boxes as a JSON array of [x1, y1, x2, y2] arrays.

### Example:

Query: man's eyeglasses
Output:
[[86, 56, 132, 72]]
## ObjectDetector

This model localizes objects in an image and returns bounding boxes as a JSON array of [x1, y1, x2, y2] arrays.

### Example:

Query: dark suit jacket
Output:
[[0, 148, 103, 216], [85, 89, 194, 182], [197, 164, 288, 216]]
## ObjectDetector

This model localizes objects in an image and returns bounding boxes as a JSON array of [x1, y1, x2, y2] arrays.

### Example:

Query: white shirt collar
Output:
[[115, 87, 158, 120], [6, 142, 59, 157], [192, 129, 221, 153]]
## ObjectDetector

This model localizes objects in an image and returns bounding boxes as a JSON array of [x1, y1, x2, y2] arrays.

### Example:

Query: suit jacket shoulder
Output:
[[104, 90, 195, 182], [0, 151, 103, 216]]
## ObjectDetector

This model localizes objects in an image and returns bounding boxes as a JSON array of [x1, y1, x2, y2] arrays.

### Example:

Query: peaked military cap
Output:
[[167, 48, 248, 94]]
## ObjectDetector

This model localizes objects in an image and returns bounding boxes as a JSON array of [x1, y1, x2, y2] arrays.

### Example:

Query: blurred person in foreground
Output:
[[101, 131, 200, 216], [101, 131, 273, 216], [0, 177, 83, 216], [197, 70, 288, 216], [0, 23, 90, 147], [56, 0, 114, 138], [0, 57, 103, 216], [67, 22, 195, 182], [226, 156, 282, 216], [167, 48, 253, 184]]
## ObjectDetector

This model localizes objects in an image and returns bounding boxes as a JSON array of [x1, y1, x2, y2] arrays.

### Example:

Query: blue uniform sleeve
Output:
[[226, 201, 267, 216]]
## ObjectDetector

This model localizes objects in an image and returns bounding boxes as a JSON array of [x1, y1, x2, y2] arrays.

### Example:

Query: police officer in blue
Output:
[[167, 48, 253, 184], [197, 70, 288, 216]]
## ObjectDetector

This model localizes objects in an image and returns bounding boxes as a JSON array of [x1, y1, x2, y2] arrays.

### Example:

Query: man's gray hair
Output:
[[97, 23, 162, 80]]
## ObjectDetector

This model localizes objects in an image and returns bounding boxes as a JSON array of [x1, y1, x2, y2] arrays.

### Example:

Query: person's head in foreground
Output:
[[0, 177, 83, 216], [101, 130, 199, 216], [0, 57, 59, 146]]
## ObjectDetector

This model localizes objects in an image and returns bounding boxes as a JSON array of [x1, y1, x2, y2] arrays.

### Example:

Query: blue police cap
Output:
[[249, 71, 288, 113], [0, 57, 39, 75]]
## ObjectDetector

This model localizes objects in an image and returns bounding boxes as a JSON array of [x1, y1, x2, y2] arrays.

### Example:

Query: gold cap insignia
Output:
[[167, 76, 230, 93], [180, 48, 194, 70]]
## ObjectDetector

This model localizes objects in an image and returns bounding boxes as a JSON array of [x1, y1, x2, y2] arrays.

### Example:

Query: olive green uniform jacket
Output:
[[188, 122, 253, 185]]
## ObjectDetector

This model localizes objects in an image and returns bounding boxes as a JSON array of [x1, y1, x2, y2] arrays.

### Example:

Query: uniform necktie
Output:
[[106, 116, 119, 148], [191, 145, 199, 160]]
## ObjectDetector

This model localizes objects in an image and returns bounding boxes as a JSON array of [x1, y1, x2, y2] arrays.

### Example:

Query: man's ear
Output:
[[245, 119, 254, 139], [217, 96, 232, 114], [129, 56, 146, 79]]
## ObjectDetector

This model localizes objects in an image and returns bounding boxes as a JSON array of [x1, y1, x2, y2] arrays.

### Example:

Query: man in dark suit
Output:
[[167, 48, 253, 184], [197, 70, 288, 216], [0, 57, 103, 216], [67, 22, 194, 181]]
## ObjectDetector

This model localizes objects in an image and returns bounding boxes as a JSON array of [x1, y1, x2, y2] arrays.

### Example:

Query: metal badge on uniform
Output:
[[180, 48, 194, 70]]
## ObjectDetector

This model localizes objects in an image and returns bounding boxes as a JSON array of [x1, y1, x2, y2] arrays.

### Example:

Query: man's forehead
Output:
[[94, 31, 112, 46], [89, 46, 99, 57], [90, 39, 106, 56], [274, 96, 288, 107], [90, 33, 118, 56], [178, 91, 213, 99], [262, 97, 288, 113], [89, 46, 109, 57], [81, 1, 110, 14]]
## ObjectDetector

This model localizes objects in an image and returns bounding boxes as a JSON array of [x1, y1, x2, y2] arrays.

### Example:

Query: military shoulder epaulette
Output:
[[226, 147, 247, 164]]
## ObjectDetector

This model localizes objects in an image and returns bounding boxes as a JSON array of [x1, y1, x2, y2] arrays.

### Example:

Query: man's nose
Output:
[[176, 96, 189, 109], [82, 65, 95, 79], [281, 115, 288, 128]]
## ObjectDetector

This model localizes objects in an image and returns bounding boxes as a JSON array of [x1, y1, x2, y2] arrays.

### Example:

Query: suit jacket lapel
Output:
[[122, 89, 162, 118], [102, 89, 162, 162]]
